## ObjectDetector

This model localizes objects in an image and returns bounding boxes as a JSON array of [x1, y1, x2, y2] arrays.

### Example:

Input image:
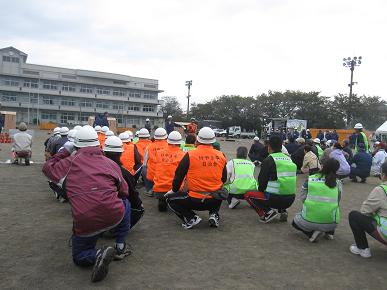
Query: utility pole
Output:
[[185, 80, 192, 119], [343, 56, 362, 127]]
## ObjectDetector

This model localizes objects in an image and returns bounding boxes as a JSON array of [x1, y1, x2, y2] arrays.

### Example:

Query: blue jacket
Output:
[[165, 121, 180, 134], [351, 150, 372, 176]]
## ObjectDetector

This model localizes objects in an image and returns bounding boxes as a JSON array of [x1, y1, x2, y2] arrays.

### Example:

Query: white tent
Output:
[[375, 121, 387, 134]]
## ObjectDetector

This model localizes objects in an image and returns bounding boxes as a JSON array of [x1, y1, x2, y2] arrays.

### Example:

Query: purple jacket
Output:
[[42, 147, 128, 236], [329, 149, 350, 176]]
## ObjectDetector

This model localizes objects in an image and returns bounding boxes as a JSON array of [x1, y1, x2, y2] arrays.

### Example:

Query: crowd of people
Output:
[[7, 117, 386, 282]]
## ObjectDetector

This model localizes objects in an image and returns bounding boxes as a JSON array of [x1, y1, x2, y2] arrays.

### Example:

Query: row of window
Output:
[[1, 79, 157, 99], [2, 56, 20, 63]]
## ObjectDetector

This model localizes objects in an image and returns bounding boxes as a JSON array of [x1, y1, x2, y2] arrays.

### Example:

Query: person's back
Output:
[[136, 138, 152, 163], [330, 147, 350, 176], [13, 131, 32, 152], [285, 139, 298, 155], [352, 150, 372, 174], [145, 128, 168, 182], [371, 148, 387, 176], [121, 142, 137, 175]]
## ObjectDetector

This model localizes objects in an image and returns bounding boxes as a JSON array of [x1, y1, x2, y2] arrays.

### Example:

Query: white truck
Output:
[[217, 126, 256, 139]]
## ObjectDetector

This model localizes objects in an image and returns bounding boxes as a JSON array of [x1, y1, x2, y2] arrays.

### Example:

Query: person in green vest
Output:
[[348, 161, 387, 258], [313, 138, 324, 159], [224, 146, 258, 209], [292, 158, 341, 242], [181, 134, 196, 152], [354, 123, 369, 152], [244, 134, 297, 223]]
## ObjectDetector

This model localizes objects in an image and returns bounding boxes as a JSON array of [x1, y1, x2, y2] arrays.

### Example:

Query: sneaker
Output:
[[25, 158, 30, 166], [228, 198, 240, 209], [114, 243, 133, 260], [349, 244, 371, 258], [325, 233, 334, 240], [208, 213, 220, 228], [58, 197, 67, 203], [182, 215, 202, 229], [259, 209, 279, 223], [144, 190, 154, 197], [91, 246, 115, 282], [279, 211, 288, 222], [309, 231, 323, 243]]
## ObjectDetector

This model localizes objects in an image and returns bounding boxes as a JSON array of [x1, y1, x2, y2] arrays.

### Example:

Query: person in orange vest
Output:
[[97, 126, 109, 149], [136, 128, 152, 163], [119, 131, 141, 182], [165, 127, 227, 229], [143, 127, 168, 195], [154, 131, 186, 211], [186, 117, 198, 136]]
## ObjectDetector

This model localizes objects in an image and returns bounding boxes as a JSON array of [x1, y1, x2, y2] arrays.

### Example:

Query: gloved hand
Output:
[[63, 141, 75, 153]]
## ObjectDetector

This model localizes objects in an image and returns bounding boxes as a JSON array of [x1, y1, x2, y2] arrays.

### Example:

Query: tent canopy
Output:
[[375, 121, 387, 134]]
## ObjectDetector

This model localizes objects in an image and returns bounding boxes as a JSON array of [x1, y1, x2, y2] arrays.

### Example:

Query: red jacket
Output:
[[42, 147, 128, 237]]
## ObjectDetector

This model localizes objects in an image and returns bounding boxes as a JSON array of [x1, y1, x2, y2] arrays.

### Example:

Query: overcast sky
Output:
[[1, 0, 386, 105]]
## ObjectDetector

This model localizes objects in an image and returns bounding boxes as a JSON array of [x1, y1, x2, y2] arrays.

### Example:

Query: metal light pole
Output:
[[185, 80, 192, 119], [343, 56, 362, 127]]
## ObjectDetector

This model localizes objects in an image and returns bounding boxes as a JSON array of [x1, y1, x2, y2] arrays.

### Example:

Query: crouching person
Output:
[[165, 127, 227, 229], [42, 125, 131, 282], [292, 158, 341, 242]]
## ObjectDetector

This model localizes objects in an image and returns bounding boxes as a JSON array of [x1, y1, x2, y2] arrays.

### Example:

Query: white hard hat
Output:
[[354, 123, 363, 129], [119, 132, 132, 143], [60, 127, 69, 136], [101, 126, 109, 133], [73, 125, 82, 131], [146, 118, 150, 122], [167, 115, 172, 119], [326, 140, 332, 146], [74, 125, 100, 148], [94, 125, 101, 132], [313, 138, 321, 144], [67, 129, 76, 142], [154, 127, 168, 140], [125, 130, 134, 138], [103, 136, 123, 153], [138, 128, 150, 138], [167, 131, 183, 145], [197, 127, 216, 144], [253, 136, 260, 141], [105, 130, 114, 138], [53, 127, 61, 135]]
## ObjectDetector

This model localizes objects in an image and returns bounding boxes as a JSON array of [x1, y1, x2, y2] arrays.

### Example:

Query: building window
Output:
[[62, 83, 76, 92], [42, 96, 54, 105], [96, 88, 110, 95], [41, 112, 57, 121], [96, 102, 109, 109], [61, 99, 75, 106], [126, 118, 139, 126], [80, 85, 93, 93], [2, 56, 19, 63], [43, 81, 58, 90], [116, 116, 123, 124], [4, 79, 19, 87], [129, 91, 141, 98], [79, 114, 89, 122], [144, 92, 156, 99], [23, 79, 39, 88], [113, 104, 124, 110], [143, 105, 154, 112], [1, 93, 17, 102], [113, 89, 126, 96], [128, 104, 140, 111], [60, 113, 75, 124], [79, 100, 93, 107], [30, 94, 38, 104]]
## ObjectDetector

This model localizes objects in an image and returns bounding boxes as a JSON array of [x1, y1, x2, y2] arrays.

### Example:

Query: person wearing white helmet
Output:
[[12, 122, 32, 165], [136, 128, 152, 164], [313, 138, 324, 158], [142, 127, 169, 196], [119, 132, 142, 182], [165, 127, 227, 229], [153, 131, 186, 212], [105, 130, 114, 138], [50, 127, 69, 155], [248, 136, 264, 165], [42, 125, 131, 282], [44, 127, 61, 160], [144, 118, 152, 132], [354, 123, 369, 152], [165, 115, 182, 135], [94, 125, 102, 133], [74, 125, 82, 131], [98, 126, 109, 149], [186, 117, 198, 136]]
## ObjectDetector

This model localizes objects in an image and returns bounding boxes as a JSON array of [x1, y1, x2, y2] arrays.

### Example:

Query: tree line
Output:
[[162, 91, 386, 131]]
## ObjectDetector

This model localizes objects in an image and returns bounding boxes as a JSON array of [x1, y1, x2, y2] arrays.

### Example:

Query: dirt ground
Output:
[[0, 129, 386, 290]]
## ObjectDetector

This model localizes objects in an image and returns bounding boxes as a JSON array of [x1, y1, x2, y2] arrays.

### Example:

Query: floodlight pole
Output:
[[185, 80, 192, 119], [343, 56, 362, 127]]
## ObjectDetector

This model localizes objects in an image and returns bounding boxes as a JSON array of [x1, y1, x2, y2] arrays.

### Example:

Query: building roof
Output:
[[0, 46, 28, 62]]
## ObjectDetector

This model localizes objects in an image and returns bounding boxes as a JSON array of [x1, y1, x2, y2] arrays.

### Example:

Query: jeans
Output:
[[244, 191, 295, 217]]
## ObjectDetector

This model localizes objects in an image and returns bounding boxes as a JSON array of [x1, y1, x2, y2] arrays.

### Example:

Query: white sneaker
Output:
[[325, 233, 334, 240], [349, 244, 371, 258], [182, 215, 202, 229], [309, 231, 323, 243], [228, 198, 240, 209], [209, 213, 220, 228]]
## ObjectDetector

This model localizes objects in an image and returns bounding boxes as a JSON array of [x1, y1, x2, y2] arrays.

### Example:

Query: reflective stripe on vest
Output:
[[374, 185, 387, 239], [267, 152, 297, 195], [301, 174, 340, 224], [224, 159, 257, 195]]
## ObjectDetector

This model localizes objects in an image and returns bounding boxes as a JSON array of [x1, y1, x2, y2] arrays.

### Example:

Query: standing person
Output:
[[349, 132, 357, 149], [331, 130, 339, 141], [186, 118, 198, 136], [119, 132, 141, 177], [354, 123, 369, 152], [348, 161, 387, 258], [224, 146, 258, 209], [329, 143, 350, 179], [306, 129, 312, 140], [50, 127, 69, 156], [371, 143, 387, 177], [317, 130, 324, 141], [12, 122, 33, 165], [42, 126, 131, 282], [181, 134, 196, 152], [135, 128, 152, 164], [44, 127, 61, 160], [244, 135, 297, 223], [350, 143, 372, 183], [101, 112, 109, 127], [292, 158, 341, 242], [93, 113, 103, 127], [324, 130, 331, 142], [164, 115, 181, 135], [301, 129, 307, 139], [248, 136, 264, 164], [165, 127, 227, 229], [0, 113, 3, 134], [144, 118, 152, 132], [153, 131, 186, 212]]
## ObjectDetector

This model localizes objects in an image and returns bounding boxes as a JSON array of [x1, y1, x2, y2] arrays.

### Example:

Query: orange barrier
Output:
[[309, 129, 372, 144], [39, 122, 58, 130]]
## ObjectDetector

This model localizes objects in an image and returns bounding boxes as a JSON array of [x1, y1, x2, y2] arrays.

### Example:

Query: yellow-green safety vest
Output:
[[374, 184, 387, 239], [266, 152, 297, 195], [302, 174, 340, 224], [224, 159, 257, 195], [355, 132, 369, 152], [316, 145, 324, 159]]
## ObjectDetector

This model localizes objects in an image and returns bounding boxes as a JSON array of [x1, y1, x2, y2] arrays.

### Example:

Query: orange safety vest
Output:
[[136, 139, 152, 163], [146, 139, 168, 181], [186, 145, 226, 199], [187, 123, 198, 134], [153, 145, 186, 193], [120, 142, 136, 175], [98, 133, 106, 149]]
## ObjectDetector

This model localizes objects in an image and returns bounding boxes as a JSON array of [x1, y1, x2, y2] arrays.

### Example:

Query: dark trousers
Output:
[[348, 210, 387, 249], [291, 221, 334, 237], [245, 191, 295, 216], [349, 168, 369, 181], [165, 192, 222, 222], [48, 181, 67, 200], [72, 199, 131, 266]]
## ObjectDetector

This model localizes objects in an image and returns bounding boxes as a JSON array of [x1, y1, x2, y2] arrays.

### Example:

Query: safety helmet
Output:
[[94, 125, 101, 132], [167, 115, 172, 119], [103, 136, 123, 153], [74, 125, 100, 148], [154, 127, 167, 140], [119, 132, 132, 143], [67, 129, 77, 142], [138, 128, 150, 138], [197, 127, 216, 144], [146, 118, 150, 122], [313, 138, 320, 144], [167, 131, 183, 145], [60, 127, 69, 136], [101, 126, 109, 134], [253, 136, 260, 141], [105, 130, 114, 138], [354, 123, 363, 129], [73, 125, 82, 131], [53, 127, 61, 135], [125, 130, 134, 138]]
